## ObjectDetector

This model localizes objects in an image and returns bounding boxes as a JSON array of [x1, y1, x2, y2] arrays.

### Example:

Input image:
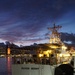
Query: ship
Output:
[[12, 23, 74, 75]]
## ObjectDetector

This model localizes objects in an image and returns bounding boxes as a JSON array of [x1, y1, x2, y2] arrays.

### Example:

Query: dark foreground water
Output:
[[0, 57, 12, 75]]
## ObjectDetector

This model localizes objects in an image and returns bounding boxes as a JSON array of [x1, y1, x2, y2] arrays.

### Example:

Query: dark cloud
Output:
[[61, 33, 75, 44]]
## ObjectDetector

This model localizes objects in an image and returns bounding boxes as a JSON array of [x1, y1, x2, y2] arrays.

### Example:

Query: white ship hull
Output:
[[12, 64, 55, 75]]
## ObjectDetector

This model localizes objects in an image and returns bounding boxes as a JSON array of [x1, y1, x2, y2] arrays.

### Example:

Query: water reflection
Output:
[[0, 57, 12, 75], [6, 57, 12, 75]]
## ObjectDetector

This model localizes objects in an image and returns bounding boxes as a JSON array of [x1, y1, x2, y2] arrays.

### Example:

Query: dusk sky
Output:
[[0, 0, 75, 46]]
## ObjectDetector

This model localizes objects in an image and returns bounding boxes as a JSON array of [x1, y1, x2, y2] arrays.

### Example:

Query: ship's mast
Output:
[[48, 23, 62, 44]]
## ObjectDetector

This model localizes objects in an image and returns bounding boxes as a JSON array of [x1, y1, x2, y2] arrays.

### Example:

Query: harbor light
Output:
[[62, 45, 67, 50], [39, 54, 43, 57], [7, 47, 10, 55], [43, 50, 52, 57], [50, 45, 59, 49], [59, 54, 63, 57]]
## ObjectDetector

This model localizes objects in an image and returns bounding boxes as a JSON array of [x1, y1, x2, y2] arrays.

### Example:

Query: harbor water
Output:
[[0, 57, 12, 75]]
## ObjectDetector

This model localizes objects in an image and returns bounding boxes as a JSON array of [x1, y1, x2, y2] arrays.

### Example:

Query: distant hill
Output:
[[0, 42, 6, 47]]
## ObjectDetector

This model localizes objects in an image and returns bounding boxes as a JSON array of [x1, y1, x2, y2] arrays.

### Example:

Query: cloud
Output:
[[61, 32, 75, 44], [0, 0, 75, 45]]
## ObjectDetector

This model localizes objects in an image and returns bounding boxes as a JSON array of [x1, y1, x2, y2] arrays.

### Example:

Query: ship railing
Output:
[[12, 56, 57, 65]]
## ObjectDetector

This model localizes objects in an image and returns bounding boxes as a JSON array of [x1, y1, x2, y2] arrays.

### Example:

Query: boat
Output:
[[12, 24, 74, 75]]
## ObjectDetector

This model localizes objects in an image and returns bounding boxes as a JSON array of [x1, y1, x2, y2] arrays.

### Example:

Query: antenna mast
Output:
[[48, 23, 62, 44]]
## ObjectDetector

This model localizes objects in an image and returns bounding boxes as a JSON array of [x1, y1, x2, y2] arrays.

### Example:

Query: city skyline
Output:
[[0, 0, 75, 46]]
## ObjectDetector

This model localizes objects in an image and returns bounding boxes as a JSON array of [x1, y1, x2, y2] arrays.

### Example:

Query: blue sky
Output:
[[0, 0, 75, 46]]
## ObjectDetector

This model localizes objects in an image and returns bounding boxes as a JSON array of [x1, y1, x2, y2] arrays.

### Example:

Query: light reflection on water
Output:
[[0, 57, 12, 75]]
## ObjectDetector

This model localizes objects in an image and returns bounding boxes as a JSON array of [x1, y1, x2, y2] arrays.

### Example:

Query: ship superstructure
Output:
[[47, 23, 71, 64]]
